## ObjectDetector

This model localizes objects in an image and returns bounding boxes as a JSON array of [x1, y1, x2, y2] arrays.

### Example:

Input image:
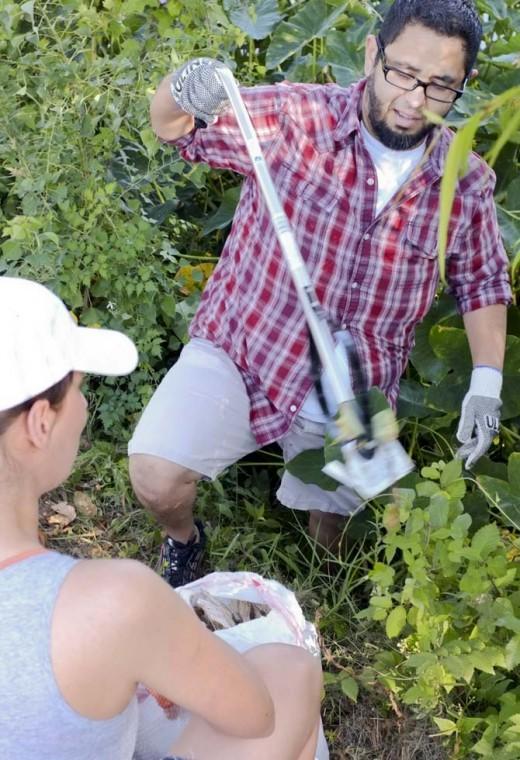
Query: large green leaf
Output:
[[285, 447, 339, 491], [437, 113, 482, 282], [322, 27, 367, 87], [425, 328, 520, 419], [266, 0, 349, 69], [437, 86, 520, 281], [397, 379, 444, 419], [226, 0, 282, 40], [478, 475, 520, 530], [508, 453, 520, 493], [427, 375, 467, 413], [480, 0, 510, 20], [429, 326, 472, 375], [496, 205, 520, 260], [386, 605, 407, 638], [201, 186, 241, 235], [409, 295, 459, 383]]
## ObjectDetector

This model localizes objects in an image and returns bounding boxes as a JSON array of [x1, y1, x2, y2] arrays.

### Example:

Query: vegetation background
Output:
[[1, 1, 519, 756]]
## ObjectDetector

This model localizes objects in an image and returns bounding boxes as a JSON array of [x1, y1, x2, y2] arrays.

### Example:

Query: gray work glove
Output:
[[456, 366, 502, 468], [170, 58, 228, 126]]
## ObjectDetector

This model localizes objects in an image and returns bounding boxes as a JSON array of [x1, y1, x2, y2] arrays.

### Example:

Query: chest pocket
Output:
[[277, 161, 342, 213], [403, 221, 439, 260]]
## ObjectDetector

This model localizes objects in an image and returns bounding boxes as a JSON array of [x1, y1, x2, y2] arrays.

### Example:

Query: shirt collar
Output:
[[331, 79, 367, 145]]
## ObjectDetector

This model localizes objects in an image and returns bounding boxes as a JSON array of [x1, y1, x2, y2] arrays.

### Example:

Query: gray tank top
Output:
[[0, 550, 138, 759]]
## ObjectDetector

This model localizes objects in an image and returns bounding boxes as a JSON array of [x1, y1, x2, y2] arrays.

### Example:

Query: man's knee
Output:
[[129, 453, 200, 517]]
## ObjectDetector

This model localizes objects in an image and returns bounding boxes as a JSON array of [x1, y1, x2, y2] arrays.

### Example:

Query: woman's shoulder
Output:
[[60, 556, 171, 623]]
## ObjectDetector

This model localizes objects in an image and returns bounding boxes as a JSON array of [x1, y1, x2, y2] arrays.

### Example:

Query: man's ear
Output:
[[468, 68, 478, 81], [364, 34, 379, 77], [25, 399, 56, 449]]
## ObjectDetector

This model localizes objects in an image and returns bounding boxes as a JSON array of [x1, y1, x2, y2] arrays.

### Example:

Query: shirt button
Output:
[[352, 282, 359, 289], [290, 404, 297, 413], [341, 323, 347, 329], [367, 177, 375, 186], [363, 233, 370, 241]]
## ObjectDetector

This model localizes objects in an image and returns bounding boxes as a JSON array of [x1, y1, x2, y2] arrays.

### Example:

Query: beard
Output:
[[364, 75, 437, 150]]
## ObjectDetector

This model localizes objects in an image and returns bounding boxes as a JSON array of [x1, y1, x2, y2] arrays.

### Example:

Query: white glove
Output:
[[170, 58, 228, 126], [456, 366, 502, 468]]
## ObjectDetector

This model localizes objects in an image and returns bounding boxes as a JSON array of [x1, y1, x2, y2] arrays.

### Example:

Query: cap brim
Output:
[[73, 326, 138, 377]]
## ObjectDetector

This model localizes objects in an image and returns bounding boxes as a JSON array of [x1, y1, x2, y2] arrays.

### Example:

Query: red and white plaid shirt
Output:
[[174, 80, 511, 445]]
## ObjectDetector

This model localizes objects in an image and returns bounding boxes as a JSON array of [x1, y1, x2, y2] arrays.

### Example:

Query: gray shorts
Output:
[[128, 339, 360, 516]]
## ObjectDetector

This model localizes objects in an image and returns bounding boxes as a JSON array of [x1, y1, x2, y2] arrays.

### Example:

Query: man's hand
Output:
[[456, 366, 502, 468], [170, 58, 228, 126]]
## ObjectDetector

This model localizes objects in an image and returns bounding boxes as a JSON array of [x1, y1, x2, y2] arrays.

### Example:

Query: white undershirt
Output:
[[300, 122, 426, 422]]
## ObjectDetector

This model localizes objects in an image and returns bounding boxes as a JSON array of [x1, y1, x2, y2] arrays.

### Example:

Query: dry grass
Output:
[[325, 693, 447, 760]]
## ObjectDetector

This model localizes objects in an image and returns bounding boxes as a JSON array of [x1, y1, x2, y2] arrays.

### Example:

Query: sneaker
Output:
[[158, 519, 207, 588]]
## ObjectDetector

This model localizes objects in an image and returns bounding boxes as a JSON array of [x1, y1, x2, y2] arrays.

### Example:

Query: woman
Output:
[[0, 276, 322, 760]]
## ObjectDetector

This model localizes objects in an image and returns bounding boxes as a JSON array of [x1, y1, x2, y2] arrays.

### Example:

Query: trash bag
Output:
[[134, 571, 329, 760]]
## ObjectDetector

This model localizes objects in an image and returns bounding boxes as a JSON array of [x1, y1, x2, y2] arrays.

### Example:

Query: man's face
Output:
[[362, 23, 468, 150]]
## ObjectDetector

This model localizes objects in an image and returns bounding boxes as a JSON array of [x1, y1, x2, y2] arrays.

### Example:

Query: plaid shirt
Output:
[[175, 80, 511, 445]]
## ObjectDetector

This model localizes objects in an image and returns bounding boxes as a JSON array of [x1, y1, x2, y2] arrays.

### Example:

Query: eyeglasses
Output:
[[376, 36, 466, 104]]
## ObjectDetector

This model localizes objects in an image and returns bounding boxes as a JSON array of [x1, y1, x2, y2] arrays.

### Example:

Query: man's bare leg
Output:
[[129, 453, 201, 542], [308, 509, 346, 553]]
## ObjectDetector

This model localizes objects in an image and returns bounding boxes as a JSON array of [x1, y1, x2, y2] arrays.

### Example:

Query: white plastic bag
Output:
[[134, 571, 329, 760]]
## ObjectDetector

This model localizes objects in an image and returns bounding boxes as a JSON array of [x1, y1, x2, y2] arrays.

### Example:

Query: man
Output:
[[129, 0, 511, 587]]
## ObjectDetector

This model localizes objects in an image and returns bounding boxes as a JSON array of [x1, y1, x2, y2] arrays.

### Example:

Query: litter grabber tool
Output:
[[214, 65, 414, 499]]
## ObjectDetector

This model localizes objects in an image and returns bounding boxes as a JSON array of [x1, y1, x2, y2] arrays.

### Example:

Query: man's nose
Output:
[[404, 84, 427, 109]]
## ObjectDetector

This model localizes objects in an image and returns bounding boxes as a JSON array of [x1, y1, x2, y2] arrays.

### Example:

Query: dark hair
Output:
[[379, 0, 482, 75], [0, 372, 74, 436]]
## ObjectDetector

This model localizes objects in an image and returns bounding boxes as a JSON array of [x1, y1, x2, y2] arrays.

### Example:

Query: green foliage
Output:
[[361, 459, 520, 756]]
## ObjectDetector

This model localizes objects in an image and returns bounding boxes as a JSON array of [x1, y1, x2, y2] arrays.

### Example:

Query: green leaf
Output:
[[471, 523, 501, 558], [451, 513, 472, 539], [421, 466, 441, 480], [428, 326, 472, 375], [433, 718, 457, 736], [398, 380, 444, 420], [437, 113, 482, 282], [505, 635, 520, 669], [428, 493, 450, 530], [486, 101, 520, 167], [468, 646, 506, 675], [340, 675, 359, 702], [409, 294, 458, 383], [386, 605, 407, 638], [416, 481, 440, 497], [201, 186, 241, 235], [478, 475, 520, 531], [323, 28, 367, 87], [227, 0, 282, 40], [369, 562, 395, 588], [285, 448, 339, 491], [508, 453, 520, 493], [266, 0, 349, 69], [440, 459, 462, 488]]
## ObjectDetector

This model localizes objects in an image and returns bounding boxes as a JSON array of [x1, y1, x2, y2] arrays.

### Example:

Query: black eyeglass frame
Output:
[[376, 36, 466, 104]]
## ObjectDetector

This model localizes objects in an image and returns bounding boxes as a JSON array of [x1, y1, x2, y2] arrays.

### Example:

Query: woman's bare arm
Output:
[[52, 559, 274, 739]]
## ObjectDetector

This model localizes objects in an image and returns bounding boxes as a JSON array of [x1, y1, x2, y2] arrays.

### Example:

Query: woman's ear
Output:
[[364, 34, 379, 77], [25, 399, 56, 449]]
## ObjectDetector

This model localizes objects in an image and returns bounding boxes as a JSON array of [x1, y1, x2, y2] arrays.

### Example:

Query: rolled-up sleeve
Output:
[[172, 85, 283, 176], [447, 180, 512, 314]]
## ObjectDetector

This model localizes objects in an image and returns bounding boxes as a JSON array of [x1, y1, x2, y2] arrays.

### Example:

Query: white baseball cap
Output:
[[0, 277, 139, 412]]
